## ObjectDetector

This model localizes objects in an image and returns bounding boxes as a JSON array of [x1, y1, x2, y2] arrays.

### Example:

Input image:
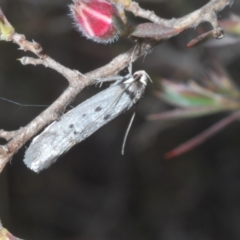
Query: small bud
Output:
[[131, 23, 180, 41], [70, 0, 125, 43], [112, 0, 132, 8], [219, 14, 240, 35], [0, 224, 21, 240], [0, 8, 15, 41]]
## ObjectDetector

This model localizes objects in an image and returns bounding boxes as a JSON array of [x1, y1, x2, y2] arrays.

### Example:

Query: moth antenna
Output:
[[145, 72, 153, 83], [131, 44, 137, 63], [121, 111, 136, 155], [0, 97, 48, 107], [128, 44, 140, 76], [127, 63, 132, 77]]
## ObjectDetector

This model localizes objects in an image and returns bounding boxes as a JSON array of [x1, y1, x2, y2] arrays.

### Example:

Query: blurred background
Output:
[[1, 0, 240, 239]]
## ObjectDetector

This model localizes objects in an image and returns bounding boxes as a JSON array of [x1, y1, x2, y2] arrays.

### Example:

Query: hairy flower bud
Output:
[[70, 0, 125, 43]]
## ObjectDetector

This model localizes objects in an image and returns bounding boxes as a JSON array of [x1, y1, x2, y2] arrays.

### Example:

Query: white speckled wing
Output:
[[24, 74, 147, 172]]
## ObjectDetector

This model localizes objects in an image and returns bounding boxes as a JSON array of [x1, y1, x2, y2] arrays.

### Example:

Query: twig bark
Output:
[[127, 0, 233, 30], [0, 0, 234, 172]]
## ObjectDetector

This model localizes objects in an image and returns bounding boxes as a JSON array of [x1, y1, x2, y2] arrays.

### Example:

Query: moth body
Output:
[[24, 70, 149, 172]]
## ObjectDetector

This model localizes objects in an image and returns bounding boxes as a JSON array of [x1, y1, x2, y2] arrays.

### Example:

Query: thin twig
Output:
[[127, 0, 233, 31], [165, 110, 240, 159]]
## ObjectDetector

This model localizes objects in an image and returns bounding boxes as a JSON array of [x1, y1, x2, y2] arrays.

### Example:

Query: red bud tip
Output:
[[70, 0, 124, 43]]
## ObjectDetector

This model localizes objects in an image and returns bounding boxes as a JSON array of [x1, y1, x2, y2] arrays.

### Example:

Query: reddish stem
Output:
[[165, 110, 240, 159]]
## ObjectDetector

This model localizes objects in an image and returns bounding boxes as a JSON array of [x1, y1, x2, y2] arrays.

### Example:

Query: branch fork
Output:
[[0, 0, 234, 172]]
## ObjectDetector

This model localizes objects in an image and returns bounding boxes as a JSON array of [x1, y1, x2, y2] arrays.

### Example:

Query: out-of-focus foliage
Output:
[[149, 62, 240, 119]]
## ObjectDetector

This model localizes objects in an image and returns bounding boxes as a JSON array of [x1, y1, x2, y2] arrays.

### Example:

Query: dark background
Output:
[[1, 0, 240, 239]]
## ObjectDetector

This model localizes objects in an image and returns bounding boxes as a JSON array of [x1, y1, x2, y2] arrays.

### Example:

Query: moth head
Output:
[[133, 70, 152, 85]]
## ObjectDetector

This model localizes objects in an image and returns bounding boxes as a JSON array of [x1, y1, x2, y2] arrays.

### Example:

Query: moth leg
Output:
[[128, 61, 132, 76], [74, 70, 87, 78], [94, 75, 125, 87]]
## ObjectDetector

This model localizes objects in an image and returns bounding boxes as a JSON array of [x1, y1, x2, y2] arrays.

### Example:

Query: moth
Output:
[[23, 70, 150, 172]]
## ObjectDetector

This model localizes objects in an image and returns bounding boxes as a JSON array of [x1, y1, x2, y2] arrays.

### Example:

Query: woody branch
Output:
[[0, 0, 234, 172]]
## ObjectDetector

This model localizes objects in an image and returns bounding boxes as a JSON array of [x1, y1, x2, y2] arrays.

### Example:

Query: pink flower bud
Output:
[[70, 0, 125, 43]]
